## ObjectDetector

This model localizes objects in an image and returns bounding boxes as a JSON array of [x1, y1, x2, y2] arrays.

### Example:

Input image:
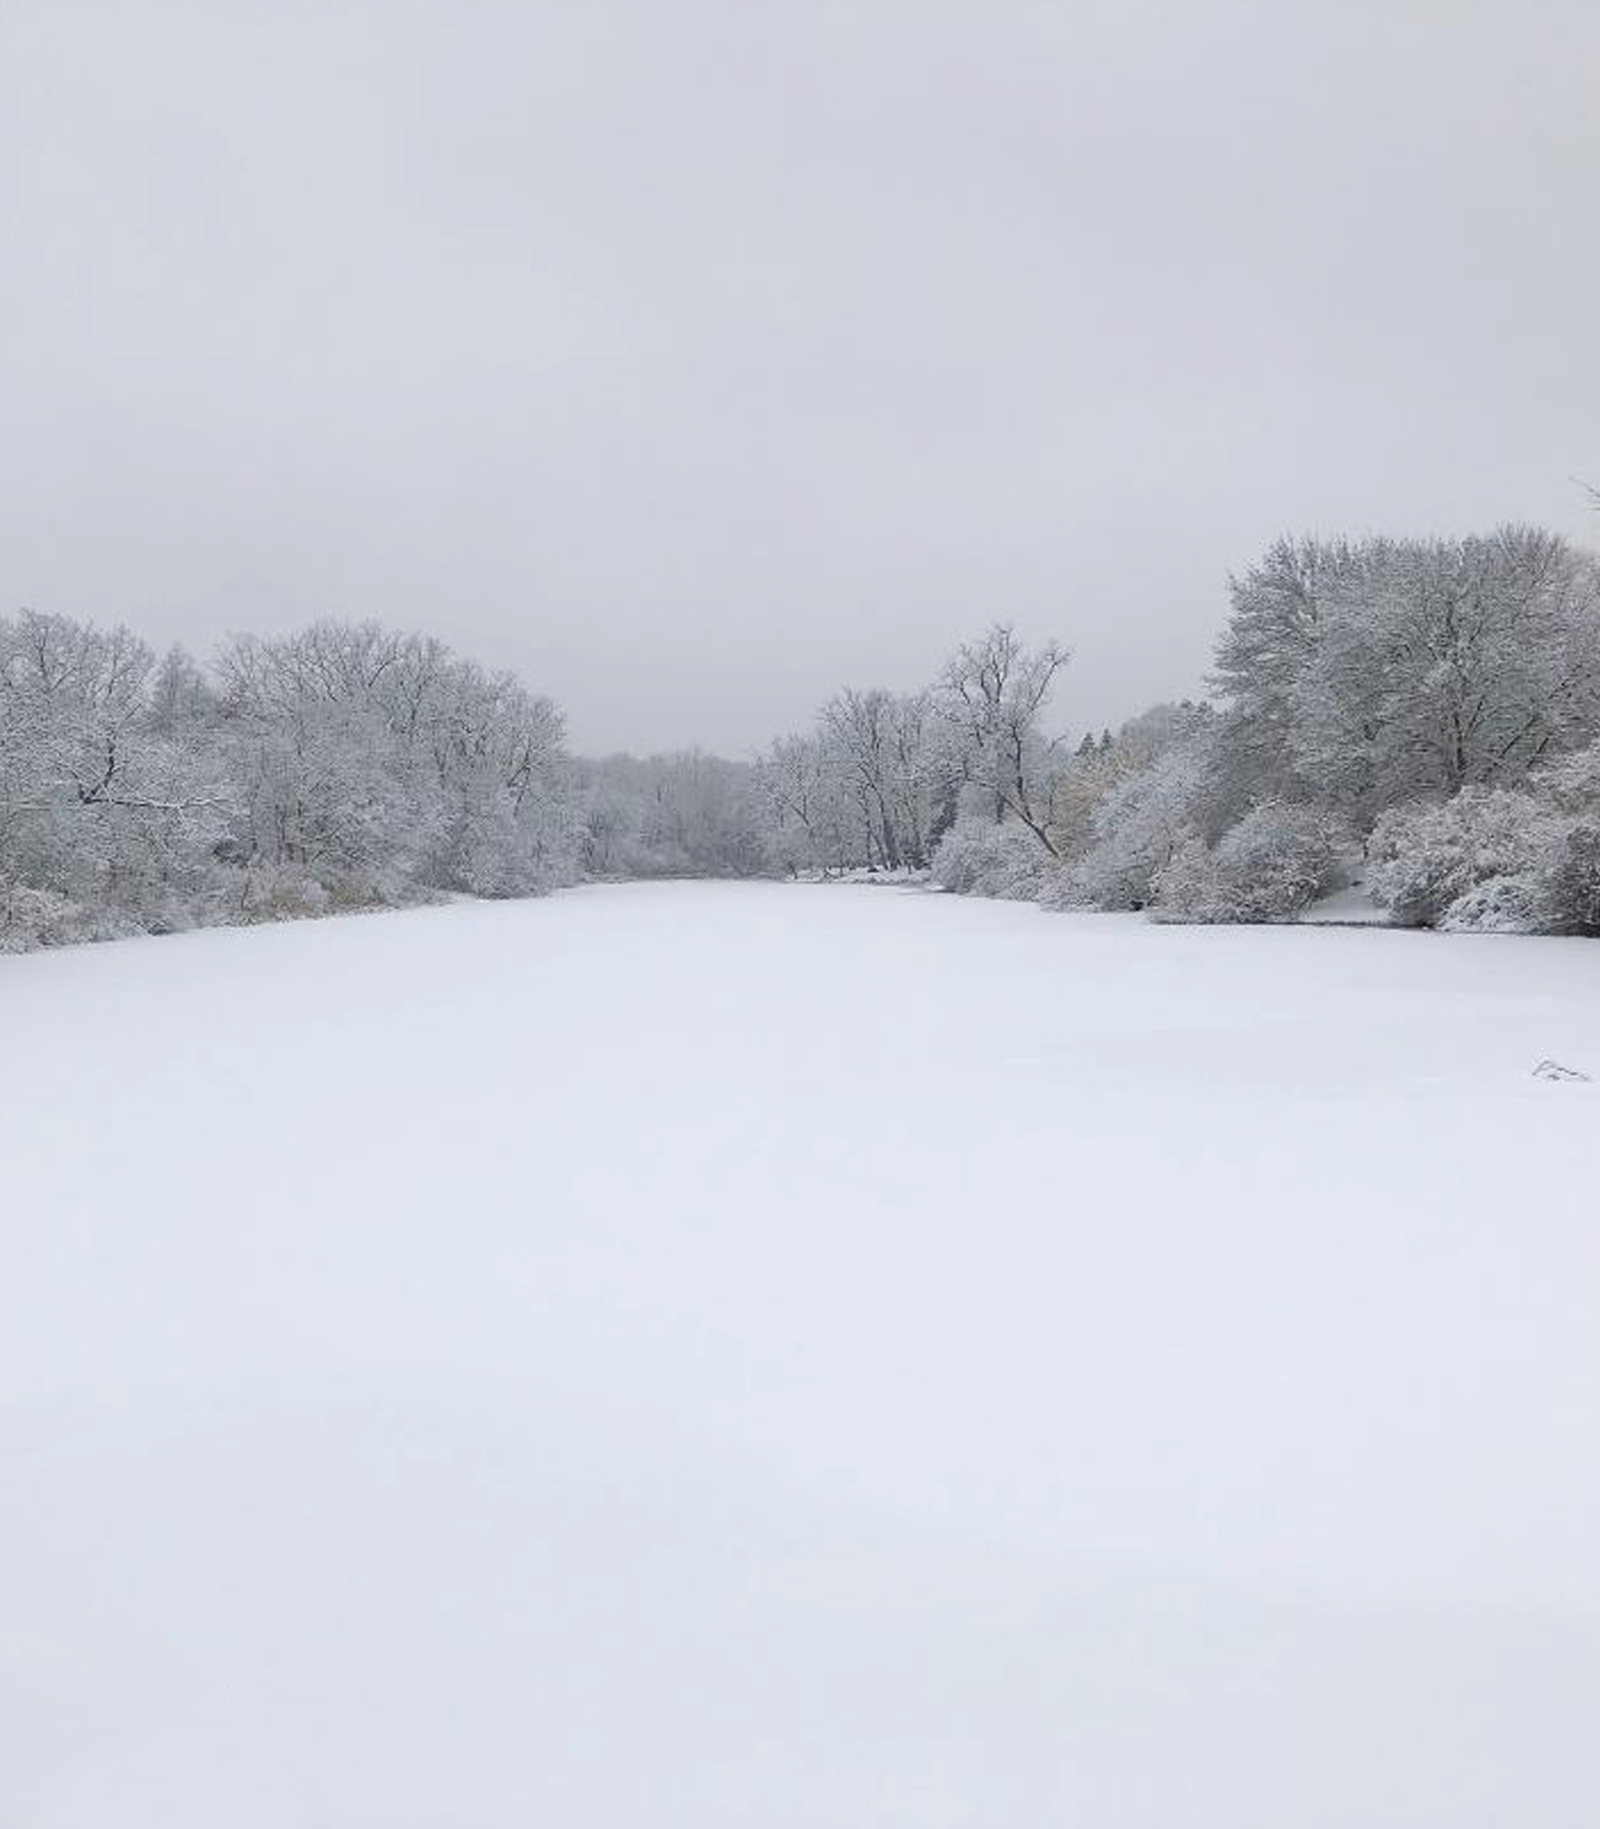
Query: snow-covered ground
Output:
[[1298, 877, 1393, 924], [4, 883, 1600, 1828]]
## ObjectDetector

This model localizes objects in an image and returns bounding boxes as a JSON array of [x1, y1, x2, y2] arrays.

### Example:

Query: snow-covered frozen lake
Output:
[[4, 882, 1600, 1828]]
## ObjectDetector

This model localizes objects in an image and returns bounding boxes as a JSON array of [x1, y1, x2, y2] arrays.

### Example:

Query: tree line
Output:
[[0, 617, 579, 949], [959, 526, 1600, 931], [753, 522, 1600, 934], [5, 518, 1600, 951], [1055, 524, 1600, 932]]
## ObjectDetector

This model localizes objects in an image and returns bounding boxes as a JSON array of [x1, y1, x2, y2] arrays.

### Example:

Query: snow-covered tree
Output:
[[1055, 716, 1215, 910], [935, 624, 1069, 853], [818, 688, 944, 871], [575, 752, 768, 878], [0, 611, 582, 949], [1208, 535, 1367, 808], [1290, 528, 1600, 821], [0, 611, 231, 932], [215, 623, 578, 906]]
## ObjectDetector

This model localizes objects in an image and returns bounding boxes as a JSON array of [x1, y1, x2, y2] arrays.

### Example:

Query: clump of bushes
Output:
[[931, 818, 1060, 901], [0, 885, 136, 953], [1152, 802, 1351, 924], [1367, 789, 1562, 930]]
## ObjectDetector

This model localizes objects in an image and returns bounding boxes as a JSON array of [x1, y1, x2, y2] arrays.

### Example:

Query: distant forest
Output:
[[4, 521, 1600, 951]]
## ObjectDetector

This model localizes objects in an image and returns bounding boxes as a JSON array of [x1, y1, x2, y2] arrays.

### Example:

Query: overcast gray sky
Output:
[[3, 0, 1597, 753]]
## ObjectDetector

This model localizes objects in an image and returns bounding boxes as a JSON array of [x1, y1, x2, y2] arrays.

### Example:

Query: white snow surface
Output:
[[4, 883, 1600, 1828], [1298, 879, 1394, 925]]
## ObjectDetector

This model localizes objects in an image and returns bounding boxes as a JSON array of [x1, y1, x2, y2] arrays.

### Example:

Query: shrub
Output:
[[1539, 822, 1600, 936], [233, 866, 333, 924], [1052, 738, 1211, 911], [1050, 833, 1167, 911], [0, 883, 134, 952], [1153, 802, 1351, 924], [1439, 874, 1550, 934], [931, 818, 1059, 900], [1368, 789, 1563, 928]]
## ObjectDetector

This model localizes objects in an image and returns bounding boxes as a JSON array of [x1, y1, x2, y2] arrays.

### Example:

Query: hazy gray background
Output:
[[3, 0, 1597, 754]]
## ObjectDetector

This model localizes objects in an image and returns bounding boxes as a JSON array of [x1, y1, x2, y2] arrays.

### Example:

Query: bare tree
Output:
[[819, 688, 937, 870], [935, 624, 1070, 854]]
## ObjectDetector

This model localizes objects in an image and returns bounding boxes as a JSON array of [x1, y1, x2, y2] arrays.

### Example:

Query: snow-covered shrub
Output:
[[0, 884, 85, 952], [1142, 837, 1224, 920], [929, 819, 993, 894], [232, 865, 333, 924], [425, 789, 583, 898], [1368, 789, 1563, 928], [0, 884, 134, 952], [1538, 822, 1600, 936], [1522, 742, 1600, 936], [1153, 801, 1351, 924], [1051, 827, 1171, 911], [1439, 874, 1549, 934], [1050, 737, 1210, 910], [930, 817, 1058, 900]]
